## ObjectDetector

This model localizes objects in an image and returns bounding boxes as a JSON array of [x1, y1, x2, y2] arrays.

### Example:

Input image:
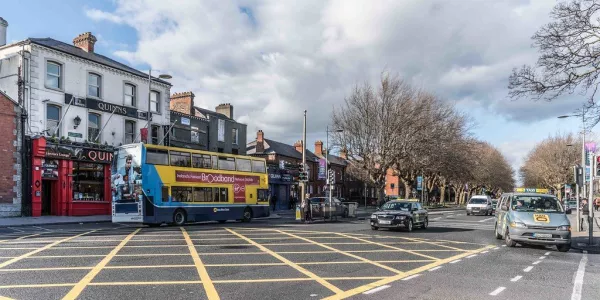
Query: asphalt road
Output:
[[0, 211, 598, 300]]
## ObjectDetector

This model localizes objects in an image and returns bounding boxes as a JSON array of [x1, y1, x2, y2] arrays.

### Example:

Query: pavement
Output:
[[0, 210, 597, 300], [567, 212, 600, 253]]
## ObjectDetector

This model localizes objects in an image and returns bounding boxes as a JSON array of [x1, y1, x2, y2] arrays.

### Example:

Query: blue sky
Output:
[[1, 0, 592, 176]]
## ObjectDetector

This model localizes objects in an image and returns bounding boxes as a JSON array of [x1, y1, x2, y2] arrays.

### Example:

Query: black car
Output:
[[370, 200, 428, 232]]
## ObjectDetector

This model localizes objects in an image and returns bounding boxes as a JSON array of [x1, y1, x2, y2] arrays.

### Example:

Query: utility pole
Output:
[[301, 110, 307, 206], [589, 152, 595, 245]]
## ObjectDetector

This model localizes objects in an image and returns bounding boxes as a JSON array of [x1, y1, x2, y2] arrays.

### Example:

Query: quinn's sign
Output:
[[64, 94, 151, 120], [175, 171, 260, 202], [45, 143, 113, 164]]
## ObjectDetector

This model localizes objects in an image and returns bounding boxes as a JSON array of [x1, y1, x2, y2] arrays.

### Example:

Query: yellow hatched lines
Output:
[[62, 228, 141, 300], [334, 233, 441, 261], [226, 228, 344, 295], [181, 227, 220, 300]]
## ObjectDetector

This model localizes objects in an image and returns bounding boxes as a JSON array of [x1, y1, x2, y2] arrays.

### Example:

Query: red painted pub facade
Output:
[[30, 136, 114, 216]]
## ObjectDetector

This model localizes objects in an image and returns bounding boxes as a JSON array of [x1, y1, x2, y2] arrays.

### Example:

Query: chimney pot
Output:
[[73, 32, 97, 53], [314, 140, 324, 156]]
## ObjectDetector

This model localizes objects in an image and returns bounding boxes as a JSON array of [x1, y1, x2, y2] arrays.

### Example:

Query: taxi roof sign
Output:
[[514, 188, 550, 194]]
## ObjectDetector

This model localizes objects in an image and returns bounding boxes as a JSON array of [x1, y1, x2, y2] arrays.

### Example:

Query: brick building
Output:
[[0, 90, 22, 216]]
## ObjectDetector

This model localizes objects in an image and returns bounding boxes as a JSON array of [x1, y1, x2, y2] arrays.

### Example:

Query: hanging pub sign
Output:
[[41, 159, 59, 179], [64, 94, 151, 121]]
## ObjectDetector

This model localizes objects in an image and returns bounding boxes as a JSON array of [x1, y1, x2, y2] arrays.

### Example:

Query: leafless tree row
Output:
[[519, 133, 580, 199], [332, 71, 515, 205]]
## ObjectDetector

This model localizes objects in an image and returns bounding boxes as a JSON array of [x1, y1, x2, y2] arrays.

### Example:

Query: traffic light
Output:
[[328, 169, 335, 185], [298, 163, 308, 182]]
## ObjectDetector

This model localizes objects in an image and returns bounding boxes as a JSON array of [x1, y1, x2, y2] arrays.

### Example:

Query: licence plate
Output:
[[379, 220, 391, 225], [533, 233, 552, 238]]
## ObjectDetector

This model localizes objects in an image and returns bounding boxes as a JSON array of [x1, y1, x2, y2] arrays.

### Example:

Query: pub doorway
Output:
[[41, 181, 53, 215]]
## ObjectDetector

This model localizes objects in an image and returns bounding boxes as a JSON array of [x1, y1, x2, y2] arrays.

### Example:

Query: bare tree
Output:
[[519, 133, 580, 198], [508, 0, 600, 122]]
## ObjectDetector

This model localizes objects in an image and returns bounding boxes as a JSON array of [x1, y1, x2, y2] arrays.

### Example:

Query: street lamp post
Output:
[[326, 126, 343, 220], [134, 69, 172, 143]]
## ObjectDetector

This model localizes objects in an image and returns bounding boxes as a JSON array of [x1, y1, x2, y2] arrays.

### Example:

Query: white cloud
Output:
[[86, 0, 571, 170]]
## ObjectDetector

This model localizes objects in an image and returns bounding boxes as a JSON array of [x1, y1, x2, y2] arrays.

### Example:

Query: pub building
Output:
[[29, 136, 115, 216]]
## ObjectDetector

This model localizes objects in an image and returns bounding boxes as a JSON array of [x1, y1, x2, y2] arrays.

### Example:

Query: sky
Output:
[[1, 0, 595, 179]]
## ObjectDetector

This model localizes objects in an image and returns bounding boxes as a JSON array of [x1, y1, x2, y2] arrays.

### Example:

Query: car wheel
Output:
[[422, 218, 428, 229], [173, 209, 187, 226], [557, 244, 571, 252], [406, 219, 413, 232], [494, 223, 502, 239], [242, 207, 253, 222], [370, 225, 379, 230], [505, 228, 516, 247]]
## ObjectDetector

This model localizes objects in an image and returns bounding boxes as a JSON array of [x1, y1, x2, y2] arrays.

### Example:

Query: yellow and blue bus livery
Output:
[[111, 143, 270, 225]]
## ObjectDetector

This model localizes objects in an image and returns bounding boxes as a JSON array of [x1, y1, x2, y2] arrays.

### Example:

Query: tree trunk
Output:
[[401, 177, 411, 199], [377, 186, 386, 206], [440, 180, 446, 205]]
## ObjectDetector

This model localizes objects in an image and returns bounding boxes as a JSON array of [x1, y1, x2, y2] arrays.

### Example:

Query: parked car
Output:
[[308, 197, 349, 218], [491, 199, 498, 214]]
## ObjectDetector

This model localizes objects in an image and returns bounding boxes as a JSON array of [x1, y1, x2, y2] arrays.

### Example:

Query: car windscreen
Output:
[[511, 196, 564, 213], [381, 202, 411, 211], [469, 198, 488, 204]]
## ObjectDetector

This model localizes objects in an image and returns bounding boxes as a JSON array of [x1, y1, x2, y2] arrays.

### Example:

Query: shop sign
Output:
[[82, 149, 114, 163], [65, 94, 151, 121], [68, 132, 83, 138], [269, 173, 282, 181], [282, 174, 293, 182], [41, 159, 59, 179], [181, 117, 190, 125], [45, 144, 76, 159], [318, 159, 326, 180], [45, 143, 113, 164]]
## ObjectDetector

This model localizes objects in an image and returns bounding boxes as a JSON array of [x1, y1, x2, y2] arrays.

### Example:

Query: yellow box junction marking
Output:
[[322, 245, 494, 300], [181, 227, 220, 300], [334, 233, 441, 261], [226, 228, 343, 294], [62, 228, 140, 300], [275, 230, 404, 275], [0, 230, 98, 269]]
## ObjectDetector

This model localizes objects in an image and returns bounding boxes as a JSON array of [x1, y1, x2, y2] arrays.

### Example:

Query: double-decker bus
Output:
[[111, 143, 270, 225]]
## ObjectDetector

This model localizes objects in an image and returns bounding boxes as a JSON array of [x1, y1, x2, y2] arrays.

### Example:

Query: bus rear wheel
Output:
[[242, 207, 253, 222], [173, 209, 187, 226]]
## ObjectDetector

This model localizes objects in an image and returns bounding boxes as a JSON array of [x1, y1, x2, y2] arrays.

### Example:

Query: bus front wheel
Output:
[[173, 209, 187, 226], [242, 207, 253, 222]]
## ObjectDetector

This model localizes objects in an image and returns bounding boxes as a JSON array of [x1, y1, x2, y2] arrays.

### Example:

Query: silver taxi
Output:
[[494, 193, 571, 252]]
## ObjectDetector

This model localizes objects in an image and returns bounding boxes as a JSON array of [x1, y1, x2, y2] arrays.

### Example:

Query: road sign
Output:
[[416, 176, 423, 191]]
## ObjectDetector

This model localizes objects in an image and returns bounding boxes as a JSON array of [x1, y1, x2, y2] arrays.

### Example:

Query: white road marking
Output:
[[402, 274, 421, 281], [7, 227, 24, 233], [532, 261, 541, 265], [429, 266, 442, 271], [310, 294, 318, 297], [33, 226, 51, 231], [479, 217, 495, 222], [489, 287, 506, 296], [539, 256, 545, 260], [523, 266, 533, 272], [570, 250, 588, 300], [432, 217, 442, 221], [493, 247, 499, 250], [466, 254, 477, 258], [502, 245, 507, 247], [363, 285, 390, 295], [481, 251, 489, 254], [511, 275, 522, 282], [450, 259, 461, 264], [544, 252, 551, 256]]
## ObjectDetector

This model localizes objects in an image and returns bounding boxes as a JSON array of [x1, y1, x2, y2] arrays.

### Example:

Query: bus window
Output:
[[172, 186, 192, 202], [257, 189, 268, 201], [170, 151, 191, 167], [193, 187, 212, 202], [192, 154, 212, 169], [236, 158, 252, 172], [212, 155, 218, 169], [218, 156, 236, 171], [252, 160, 266, 173], [161, 186, 169, 202], [146, 149, 169, 165], [219, 188, 229, 202]]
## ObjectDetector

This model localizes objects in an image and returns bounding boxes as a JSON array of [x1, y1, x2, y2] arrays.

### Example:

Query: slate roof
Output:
[[247, 138, 320, 162], [315, 153, 348, 166], [20, 38, 171, 86], [194, 106, 232, 120]]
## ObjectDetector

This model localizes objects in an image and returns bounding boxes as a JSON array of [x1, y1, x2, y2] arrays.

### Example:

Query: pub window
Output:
[[218, 156, 236, 171], [172, 186, 192, 202], [150, 90, 160, 113], [151, 125, 160, 145], [170, 151, 191, 167], [124, 120, 136, 144], [236, 158, 252, 172], [193, 187, 212, 202], [72, 162, 105, 202], [88, 113, 101, 142], [251, 160, 266, 173], [88, 73, 102, 98], [191, 130, 200, 144], [192, 154, 212, 169], [46, 104, 61, 137], [124, 83, 136, 107], [146, 149, 169, 165], [232, 128, 238, 144], [46, 61, 62, 89]]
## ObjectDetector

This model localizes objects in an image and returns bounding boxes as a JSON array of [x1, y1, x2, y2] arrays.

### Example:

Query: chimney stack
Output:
[[256, 130, 265, 153], [0, 17, 8, 47], [294, 140, 303, 153], [314, 140, 323, 156], [73, 32, 97, 53], [170, 91, 195, 115], [216, 103, 234, 119]]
